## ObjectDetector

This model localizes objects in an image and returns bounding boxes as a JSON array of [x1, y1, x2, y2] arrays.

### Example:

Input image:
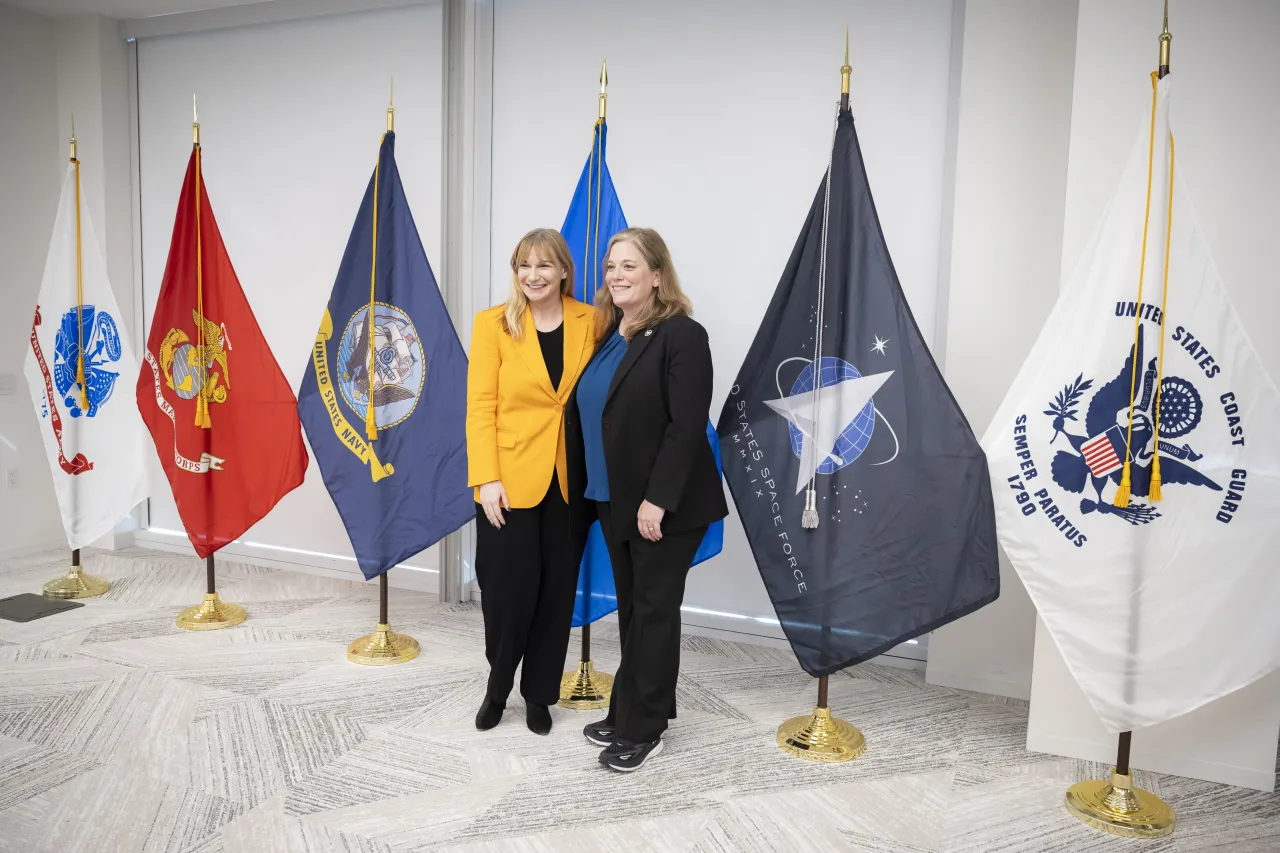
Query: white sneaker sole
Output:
[[584, 732, 613, 747], [606, 738, 663, 772]]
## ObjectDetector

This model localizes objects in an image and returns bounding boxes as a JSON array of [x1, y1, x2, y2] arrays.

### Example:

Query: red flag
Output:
[[136, 147, 307, 557]]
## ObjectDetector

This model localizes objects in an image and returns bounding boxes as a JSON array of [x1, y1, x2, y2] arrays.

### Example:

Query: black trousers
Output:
[[474, 479, 577, 707], [597, 502, 707, 743]]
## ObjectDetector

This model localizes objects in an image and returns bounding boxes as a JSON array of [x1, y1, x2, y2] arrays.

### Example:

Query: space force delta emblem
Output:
[[1001, 302, 1248, 549]]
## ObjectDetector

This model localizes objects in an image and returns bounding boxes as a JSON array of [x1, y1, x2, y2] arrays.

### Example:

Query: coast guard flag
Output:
[[137, 146, 308, 557], [982, 75, 1280, 732], [298, 131, 472, 579], [561, 118, 725, 626], [25, 159, 148, 548], [718, 105, 999, 677]]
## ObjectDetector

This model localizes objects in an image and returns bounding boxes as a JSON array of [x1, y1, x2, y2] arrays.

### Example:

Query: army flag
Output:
[[718, 105, 1000, 677], [25, 157, 148, 549], [982, 75, 1280, 732], [136, 145, 307, 557], [561, 117, 724, 627], [297, 131, 472, 579]]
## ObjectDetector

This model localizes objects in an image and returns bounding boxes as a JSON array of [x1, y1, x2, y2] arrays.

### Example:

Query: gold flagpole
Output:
[[559, 59, 616, 710], [776, 30, 865, 764], [44, 118, 113, 601], [177, 96, 246, 631], [1063, 2, 1175, 837], [348, 80, 420, 666]]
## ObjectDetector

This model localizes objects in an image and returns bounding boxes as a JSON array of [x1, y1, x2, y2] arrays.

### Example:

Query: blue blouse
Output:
[[577, 329, 629, 501]]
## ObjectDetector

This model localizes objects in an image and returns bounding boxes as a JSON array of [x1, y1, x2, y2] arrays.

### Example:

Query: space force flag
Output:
[[982, 74, 1280, 732], [561, 115, 724, 627], [25, 155, 148, 549], [298, 131, 472, 580], [718, 105, 1000, 677], [137, 143, 308, 558]]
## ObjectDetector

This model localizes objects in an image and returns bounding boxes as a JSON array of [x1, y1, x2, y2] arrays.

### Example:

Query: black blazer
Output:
[[566, 313, 729, 544]]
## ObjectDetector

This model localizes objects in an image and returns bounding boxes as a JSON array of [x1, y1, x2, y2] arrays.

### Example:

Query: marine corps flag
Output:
[[983, 75, 1280, 732], [297, 131, 471, 579], [718, 105, 1000, 677], [136, 144, 307, 557]]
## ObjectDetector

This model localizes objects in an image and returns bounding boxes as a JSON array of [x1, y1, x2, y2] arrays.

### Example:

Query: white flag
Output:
[[23, 161, 148, 549], [982, 75, 1280, 732]]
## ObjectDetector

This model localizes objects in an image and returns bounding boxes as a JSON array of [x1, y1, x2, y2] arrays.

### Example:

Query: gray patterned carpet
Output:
[[0, 547, 1277, 853]]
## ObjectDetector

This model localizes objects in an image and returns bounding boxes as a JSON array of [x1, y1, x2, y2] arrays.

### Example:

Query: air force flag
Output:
[[983, 75, 1280, 732], [718, 105, 999, 678], [298, 131, 472, 579]]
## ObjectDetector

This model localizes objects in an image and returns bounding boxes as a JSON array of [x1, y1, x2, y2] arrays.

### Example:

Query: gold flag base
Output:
[[347, 622, 420, 665], [777, 705, 866, 763], [558, 660, 614, 710], [176, 593, 247, 631], [1065, 770, 1175, 838], [43, 565, 110, 600]]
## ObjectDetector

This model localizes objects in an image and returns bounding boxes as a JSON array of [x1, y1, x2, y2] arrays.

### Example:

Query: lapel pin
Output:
[[645, 329, 653, 337]]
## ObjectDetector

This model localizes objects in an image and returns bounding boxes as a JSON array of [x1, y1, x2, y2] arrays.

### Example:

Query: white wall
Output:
[[0, 5, 65, 555], [133, 3, 445, 583], [925, 0, 1079, 698], [491, 0, 957, 641]]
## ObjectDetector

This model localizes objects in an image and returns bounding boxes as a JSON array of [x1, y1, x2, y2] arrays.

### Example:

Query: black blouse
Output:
[[536, 322, 564, 391]]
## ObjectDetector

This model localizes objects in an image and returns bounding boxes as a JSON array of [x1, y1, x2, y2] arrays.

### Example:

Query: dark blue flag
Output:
[[717, 107, 999, 676], [561, 119, 724, 627], [298, 131, 471, 579]]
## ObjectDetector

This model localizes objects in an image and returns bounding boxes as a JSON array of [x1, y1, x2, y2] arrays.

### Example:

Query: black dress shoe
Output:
[[475, 696, 504, 730], [526, 702, 552, 735]]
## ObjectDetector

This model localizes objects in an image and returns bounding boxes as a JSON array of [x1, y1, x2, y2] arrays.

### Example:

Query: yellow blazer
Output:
[[467, 296, 595, 507]]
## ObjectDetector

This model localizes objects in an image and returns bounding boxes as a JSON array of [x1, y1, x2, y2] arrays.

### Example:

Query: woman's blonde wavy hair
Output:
[[593, 227, 692, 343], [501, 228, 575, 339]]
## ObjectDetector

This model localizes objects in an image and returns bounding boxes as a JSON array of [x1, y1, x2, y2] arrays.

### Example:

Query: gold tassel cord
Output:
[[365, 136, 384, 442], [1115, 72, 1162, 509], [1149, 133, 1176, 502], [73, 155, 89, 412], [194, 144, 211, 429]]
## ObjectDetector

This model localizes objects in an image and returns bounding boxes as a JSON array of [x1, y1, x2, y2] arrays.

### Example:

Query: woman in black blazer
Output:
[[566, 227, 727, 772]]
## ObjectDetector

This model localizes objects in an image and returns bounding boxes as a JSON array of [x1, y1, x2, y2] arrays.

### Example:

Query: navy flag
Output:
[[717, 106, 999, 676], [298, 131, 471, 579]]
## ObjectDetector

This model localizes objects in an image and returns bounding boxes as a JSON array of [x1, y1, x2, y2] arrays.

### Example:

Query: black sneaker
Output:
[[599, 738, 663, 771], [583, 719, 616, 746]]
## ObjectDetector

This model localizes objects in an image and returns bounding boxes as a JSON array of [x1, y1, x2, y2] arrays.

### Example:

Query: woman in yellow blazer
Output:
[[467, 228, 595, 735]]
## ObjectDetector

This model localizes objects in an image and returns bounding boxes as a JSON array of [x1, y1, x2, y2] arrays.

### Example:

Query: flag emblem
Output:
[[1036, 325, 1221, 530], [764, 355, 899, 494], [159, 309, 230, 407], [337, 302, 424, 429], [51, 305, 124, 418]]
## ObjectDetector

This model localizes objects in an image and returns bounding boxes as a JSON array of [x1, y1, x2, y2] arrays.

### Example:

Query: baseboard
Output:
[[1027, 731, 1276, 793], [0, 538, 68, 562], [131, 529, 438, 594], [925, 668, 1032, 701]]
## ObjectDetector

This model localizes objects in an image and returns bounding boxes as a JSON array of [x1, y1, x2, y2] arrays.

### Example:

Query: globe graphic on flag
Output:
[[786, 356, 876, 474]]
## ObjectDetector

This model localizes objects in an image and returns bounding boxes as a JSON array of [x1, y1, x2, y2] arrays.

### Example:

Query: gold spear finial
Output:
[[598, 59, 608, 120], [841, 27, 851, 96], [70, 114, 77, 161], [193, 94, 200, 145], [1158, 0, 1171, 73], [387, 76, 395, 132]]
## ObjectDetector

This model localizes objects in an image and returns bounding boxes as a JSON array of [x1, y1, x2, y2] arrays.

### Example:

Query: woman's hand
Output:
[[637, 500, 666, 542], [478, 480, 510, 528]]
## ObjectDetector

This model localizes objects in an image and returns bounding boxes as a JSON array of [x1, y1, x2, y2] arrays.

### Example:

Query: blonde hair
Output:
[[594, 227, 693, 342], [502, 228, 575, 339]]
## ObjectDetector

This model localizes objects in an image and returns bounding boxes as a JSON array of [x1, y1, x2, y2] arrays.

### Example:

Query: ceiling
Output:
[[6, 0, 263, 20]]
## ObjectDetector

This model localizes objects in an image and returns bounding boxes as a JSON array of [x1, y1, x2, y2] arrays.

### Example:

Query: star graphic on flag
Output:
[[764, 371, 893, 494], [871, 335, 890, 356]]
